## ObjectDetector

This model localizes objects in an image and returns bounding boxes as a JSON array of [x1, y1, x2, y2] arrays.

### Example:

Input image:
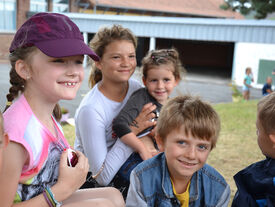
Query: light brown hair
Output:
[[156, 95, 220, 149], [88, 24, 137, 88], [257, 92, 275, 135], [141, 48, 182, 80]]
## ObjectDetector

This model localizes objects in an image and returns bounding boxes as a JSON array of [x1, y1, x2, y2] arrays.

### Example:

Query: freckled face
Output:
[[159, 126, 211, 181]]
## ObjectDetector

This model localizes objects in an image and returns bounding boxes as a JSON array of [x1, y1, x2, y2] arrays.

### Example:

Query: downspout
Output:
[[93, 0, 98, 14]]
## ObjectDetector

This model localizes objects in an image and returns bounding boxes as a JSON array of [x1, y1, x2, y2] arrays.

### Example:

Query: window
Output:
[[30, 0, 47, 12], [0, 0, 16, 31], [53, 0, 69, 13]]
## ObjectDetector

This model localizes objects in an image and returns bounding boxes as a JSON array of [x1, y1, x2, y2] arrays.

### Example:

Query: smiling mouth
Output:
[[154, 91, 166, 95], [65, 82, 76, 86], [118, 70, 131, 73], [179, 160, 197, 167], [59, 82, 77, 86]]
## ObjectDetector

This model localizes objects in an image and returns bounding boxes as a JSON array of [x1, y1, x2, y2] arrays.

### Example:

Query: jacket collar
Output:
[[160, 153, 200, 201]]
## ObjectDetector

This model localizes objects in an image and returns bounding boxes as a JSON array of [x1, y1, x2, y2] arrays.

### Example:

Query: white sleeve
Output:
[[126, 170, 147, 207], [76, 106, 133, 186]]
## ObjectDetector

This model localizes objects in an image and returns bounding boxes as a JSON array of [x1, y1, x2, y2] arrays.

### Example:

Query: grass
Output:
[[62, 100, 264, 205]]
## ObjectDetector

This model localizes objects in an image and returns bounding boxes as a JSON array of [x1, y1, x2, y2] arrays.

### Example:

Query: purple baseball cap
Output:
[[9, 12, 99, 61]]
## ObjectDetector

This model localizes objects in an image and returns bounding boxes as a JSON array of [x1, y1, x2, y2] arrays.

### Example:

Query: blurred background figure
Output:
[[262, 76, 273, 96], [242, 67, 254, 100]]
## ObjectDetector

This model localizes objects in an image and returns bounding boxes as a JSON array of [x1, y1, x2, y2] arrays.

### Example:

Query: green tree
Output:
[[221, 0, 275, 19]]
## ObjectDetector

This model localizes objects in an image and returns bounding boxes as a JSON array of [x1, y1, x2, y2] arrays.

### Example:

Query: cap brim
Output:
[[35, 39, 99, 61]]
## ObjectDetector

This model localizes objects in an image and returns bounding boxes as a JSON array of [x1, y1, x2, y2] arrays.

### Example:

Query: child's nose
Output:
[[157, 81, 164, 88], [121, 56, 130, 67], [185, 146, 196, 159], [67, 64, 82, 76]]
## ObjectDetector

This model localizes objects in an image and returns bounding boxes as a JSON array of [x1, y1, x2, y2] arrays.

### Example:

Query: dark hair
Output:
[[4, 47, 62, 121], [88, 25, 137, 88], [141, 48, 182, 80]]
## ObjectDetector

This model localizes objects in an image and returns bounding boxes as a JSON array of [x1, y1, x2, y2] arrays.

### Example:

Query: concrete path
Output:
[[0, 63, 262, 117]]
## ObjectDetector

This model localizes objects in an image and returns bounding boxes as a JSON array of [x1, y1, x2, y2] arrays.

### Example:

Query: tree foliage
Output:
[[221, 0, 275, 19]]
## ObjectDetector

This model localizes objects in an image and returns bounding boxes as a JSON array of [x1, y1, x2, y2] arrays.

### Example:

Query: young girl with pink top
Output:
[[0, 12, 124, 207]]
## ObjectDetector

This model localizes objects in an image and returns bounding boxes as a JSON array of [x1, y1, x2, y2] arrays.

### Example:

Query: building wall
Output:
[[0, 34, 14, 61], [232, 42, 275, 88], [0, 0, 30, 62], [0, 0, 77, 62]]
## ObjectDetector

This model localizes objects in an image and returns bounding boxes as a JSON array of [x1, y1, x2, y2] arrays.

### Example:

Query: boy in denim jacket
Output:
[[232, 93, 275, 207], [126, 95, 230, 207]]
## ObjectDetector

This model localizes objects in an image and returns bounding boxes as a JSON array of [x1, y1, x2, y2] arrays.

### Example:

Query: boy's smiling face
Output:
[[157, 126, 212, 182]]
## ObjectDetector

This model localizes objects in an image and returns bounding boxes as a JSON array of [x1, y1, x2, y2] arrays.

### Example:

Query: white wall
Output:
[[232, 42, 275, 89]]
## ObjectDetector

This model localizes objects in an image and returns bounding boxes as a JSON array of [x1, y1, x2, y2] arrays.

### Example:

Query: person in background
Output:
[[262, 76, 273, 96], [74, 24, 156, 199], [232, 92, 275, 207], [0, 13, 125, 207], [126, 95, 230, 207], [243, 67, 254, 100]]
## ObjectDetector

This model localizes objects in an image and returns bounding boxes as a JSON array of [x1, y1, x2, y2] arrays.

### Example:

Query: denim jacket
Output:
[[126, 153, 230, 207]]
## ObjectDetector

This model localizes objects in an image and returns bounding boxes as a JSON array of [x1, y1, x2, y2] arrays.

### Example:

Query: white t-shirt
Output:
[[74, 78, 141, 186]]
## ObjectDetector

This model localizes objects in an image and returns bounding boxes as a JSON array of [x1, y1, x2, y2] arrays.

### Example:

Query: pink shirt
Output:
[[4, 95, 69, 202]]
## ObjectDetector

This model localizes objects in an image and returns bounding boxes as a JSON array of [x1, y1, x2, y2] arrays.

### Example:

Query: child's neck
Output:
[[24, 91, 57, 136], [98, 80, 129, 102], [171, 175, 191, 194]]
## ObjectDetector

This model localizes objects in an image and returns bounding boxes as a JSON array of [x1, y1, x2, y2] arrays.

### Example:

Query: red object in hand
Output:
[[67, 148, 78, 167]]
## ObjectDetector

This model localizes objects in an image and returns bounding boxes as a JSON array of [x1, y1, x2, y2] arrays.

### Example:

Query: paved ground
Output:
[[0, 63, 262, 117]]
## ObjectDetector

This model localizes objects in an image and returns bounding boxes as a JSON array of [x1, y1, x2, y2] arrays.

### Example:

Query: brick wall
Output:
[[0, 34, 14, 62], [0, 0, 30, 61]]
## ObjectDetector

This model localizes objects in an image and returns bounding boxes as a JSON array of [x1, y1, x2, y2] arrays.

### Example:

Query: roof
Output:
[[67, 13, 275, 43], [88, 0, 244, 19]]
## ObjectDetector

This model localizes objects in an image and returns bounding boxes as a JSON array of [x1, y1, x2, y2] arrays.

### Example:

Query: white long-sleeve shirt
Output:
[[74, 79, 141, 186]]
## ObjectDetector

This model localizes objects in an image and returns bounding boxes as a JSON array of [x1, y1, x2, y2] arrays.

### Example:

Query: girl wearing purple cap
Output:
[[0, 13, 124, 207], [74, 25, 156, 199]]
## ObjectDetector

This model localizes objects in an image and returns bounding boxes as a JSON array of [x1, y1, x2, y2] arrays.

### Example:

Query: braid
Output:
[[53, 104, 62, 123], [4, 47, 36, 112]]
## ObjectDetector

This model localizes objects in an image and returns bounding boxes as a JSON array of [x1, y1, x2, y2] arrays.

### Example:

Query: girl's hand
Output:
[[139, 147, 153, 161], [130, 103, 156, 135], [53, 150, 89, 201]]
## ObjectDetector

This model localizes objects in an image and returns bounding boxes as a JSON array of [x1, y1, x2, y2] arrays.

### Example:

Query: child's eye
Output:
[[150, 79, 157, 82], [53, 59, 64, 63], [198, 145, 208, 150], [75, 60, 83, 65], [177, 140, 186, 145], [129, 54, 136, 58], [112, 56, 120, 59], [164, 78, 171, 82]]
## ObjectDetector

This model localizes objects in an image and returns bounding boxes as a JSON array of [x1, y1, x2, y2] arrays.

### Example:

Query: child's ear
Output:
[[94, 61, 102, 71], [269, 134, 275, 148], [174, 78, 180, 87], [155, 134, 164, 152], [142, 76, 146, 86], [15, 59, 31, 80]]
